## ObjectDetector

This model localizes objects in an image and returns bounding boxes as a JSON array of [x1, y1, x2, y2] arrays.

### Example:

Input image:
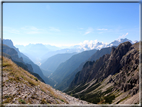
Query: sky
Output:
[[3, 3, 139, 47]]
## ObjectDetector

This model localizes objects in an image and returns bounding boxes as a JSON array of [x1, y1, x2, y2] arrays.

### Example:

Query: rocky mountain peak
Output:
[[111, 47, 116, 55], [83, 61, 95, 69], [109, 42, 132, 68]]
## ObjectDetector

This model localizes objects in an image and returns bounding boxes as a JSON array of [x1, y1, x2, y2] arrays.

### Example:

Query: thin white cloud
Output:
[[21, 26, 43, 34], [98, 32, 103, 34], [119, 33, 128, 39], [49, 27, 60, 32], [79, 28, 84, 30], [26, 31, 40, 34], [3, 27, 20, 34], [84, 27, 94, 35], [21, 26, 41, 31], [30, 26, 40, 31], [9, 29, 20, 34], [4, 26, 61, 35], [97, 28, 108, 31]]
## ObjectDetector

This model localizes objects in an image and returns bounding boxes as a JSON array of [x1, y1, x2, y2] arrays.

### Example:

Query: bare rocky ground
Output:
[[2, 57, 89, 105]]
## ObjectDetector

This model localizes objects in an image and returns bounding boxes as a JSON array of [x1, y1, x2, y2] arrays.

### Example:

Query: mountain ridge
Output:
[[66, 41, 140, 104], [14, 38, 137, 65]]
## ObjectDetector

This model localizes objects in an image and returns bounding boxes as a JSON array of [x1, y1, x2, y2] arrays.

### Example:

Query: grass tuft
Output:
[[34, 77, 38, 81]]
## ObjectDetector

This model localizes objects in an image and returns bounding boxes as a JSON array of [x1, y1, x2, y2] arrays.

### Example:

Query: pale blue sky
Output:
[[3, 3, 139, 47]]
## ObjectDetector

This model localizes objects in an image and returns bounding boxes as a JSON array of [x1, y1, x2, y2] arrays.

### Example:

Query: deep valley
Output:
[[1, 38, 141, 105]]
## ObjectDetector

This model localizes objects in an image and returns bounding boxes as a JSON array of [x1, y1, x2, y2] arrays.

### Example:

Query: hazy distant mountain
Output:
[[16, 43, 48, 52], [44, 44, 61, 51], [16, 43, 60, 53], [40, 52, 76, 74], [15, 43, 50, 65], [16, 43, 62, 65], [14, 44, 25, 52], [40, 48, 84, 64], [50, 49, 97, 86]]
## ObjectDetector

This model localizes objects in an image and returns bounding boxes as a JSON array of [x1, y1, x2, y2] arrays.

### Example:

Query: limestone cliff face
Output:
[[2, 56, 89, 104], [67, 42, 140, 104]]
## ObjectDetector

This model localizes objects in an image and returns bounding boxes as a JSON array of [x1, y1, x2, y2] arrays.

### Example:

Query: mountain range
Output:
[[15, 38, 136, 66], [66, 41, 140, 104], [1, 38, 140, 105]]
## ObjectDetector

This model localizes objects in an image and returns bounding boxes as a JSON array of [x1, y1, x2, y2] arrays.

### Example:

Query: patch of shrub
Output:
[[103, 87, 113, 95], [3, 95, 10, 99], [19, 99, 26, 104], [116, 96, 129, 104], [60, 99, 64, 102], [83, 83, 101, 94], [80, 91, 102, 104], [72, 84, 89, 94], [104, 94, 115, 104]]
